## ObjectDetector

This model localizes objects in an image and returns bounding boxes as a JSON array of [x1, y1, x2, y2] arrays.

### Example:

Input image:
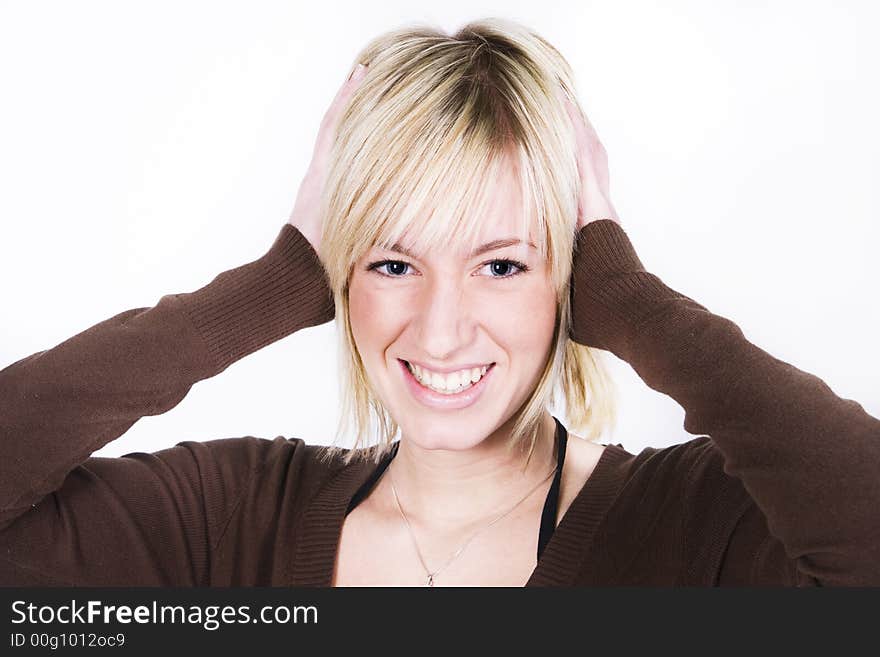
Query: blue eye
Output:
[[366, 259, 530, 279], [479, 260, 529, 278], [367, 260, 412, 277]]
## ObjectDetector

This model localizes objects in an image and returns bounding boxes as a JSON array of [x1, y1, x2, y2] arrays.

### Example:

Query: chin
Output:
[[393, 410, 504, 452]]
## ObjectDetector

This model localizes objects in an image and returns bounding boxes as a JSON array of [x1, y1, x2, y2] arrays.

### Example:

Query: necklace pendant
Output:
[[426, 574, 434, 587]]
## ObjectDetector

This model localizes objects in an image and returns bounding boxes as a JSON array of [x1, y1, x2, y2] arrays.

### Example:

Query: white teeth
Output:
[[407, 362, 491, 394]]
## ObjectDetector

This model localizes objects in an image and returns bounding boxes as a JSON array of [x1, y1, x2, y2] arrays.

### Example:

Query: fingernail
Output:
[[348, 63, 366, 82]]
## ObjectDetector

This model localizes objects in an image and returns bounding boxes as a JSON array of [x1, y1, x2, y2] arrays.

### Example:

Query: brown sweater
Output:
[[1, 220, 878, 586]]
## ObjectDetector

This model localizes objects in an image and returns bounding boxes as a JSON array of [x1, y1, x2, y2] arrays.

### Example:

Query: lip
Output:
[[398, 359, 495, 410], [405, 359, 494, 375]]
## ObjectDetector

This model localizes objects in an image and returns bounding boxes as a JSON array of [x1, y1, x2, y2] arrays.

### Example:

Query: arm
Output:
[[569, 219, 880, 586], [0, 224, 334, 585]]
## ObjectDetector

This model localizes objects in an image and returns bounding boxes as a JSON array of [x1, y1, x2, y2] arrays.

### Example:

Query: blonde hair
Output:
[[316, 17, 616, 465]]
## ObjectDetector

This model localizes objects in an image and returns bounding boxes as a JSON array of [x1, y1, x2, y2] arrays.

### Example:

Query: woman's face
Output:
[[347, 160, 557, 452]]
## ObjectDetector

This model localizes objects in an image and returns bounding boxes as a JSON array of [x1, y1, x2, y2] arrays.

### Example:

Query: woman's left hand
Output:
[[560, 92, 621, 230]]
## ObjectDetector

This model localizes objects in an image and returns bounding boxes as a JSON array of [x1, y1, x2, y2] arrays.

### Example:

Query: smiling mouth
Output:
[[400, 359, 495, 395]]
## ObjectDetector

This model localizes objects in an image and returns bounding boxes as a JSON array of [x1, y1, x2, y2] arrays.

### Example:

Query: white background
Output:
[[1, 0, 877, 458]]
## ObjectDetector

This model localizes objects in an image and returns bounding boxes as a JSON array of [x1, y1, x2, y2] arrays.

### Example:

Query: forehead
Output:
[[386, 154, 540, 259]]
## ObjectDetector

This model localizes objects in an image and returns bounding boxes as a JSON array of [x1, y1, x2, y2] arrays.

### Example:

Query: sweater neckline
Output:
[[343, 416, 570, 563], [288, 428, 630, 587]]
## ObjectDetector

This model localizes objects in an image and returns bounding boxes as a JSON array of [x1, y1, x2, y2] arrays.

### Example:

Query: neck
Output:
[[384, 410, 559, 530]]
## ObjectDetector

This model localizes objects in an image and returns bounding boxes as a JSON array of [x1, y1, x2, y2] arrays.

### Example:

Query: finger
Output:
[[576, 106, 605, 158], [324, 63, 368, 126], [312, 63, 369, 161], [327, 63, 367, 117], [348, 62, 368, 83], [561, 97, 592, 199], [559, 92, 587, 148], [562, 95, 609, 178]]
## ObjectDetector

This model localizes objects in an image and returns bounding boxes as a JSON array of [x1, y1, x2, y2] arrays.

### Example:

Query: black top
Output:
[[345, 416, 568, 561]]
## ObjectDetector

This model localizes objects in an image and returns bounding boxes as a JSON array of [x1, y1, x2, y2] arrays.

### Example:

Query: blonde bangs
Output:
[[323, 76, 544, 277], [385, 153, 538, 268]]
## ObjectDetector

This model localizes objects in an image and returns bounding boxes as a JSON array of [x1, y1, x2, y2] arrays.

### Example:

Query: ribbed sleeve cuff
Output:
[[570, 219, 678, 352], [172, 224, 336, 373]]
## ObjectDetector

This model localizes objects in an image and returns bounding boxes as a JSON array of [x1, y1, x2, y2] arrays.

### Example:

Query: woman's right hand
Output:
[[287, 62, 368, 254]]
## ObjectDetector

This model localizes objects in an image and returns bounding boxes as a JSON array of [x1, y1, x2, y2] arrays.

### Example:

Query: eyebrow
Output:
[[385, 238, 537, 259]]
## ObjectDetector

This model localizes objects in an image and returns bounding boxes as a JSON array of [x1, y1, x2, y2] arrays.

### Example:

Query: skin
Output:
[[289, 63, 620, 585], [347, 153, 559, 527]]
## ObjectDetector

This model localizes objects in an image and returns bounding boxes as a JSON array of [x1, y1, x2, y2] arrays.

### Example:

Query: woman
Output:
[[1, 19, 878, 587]]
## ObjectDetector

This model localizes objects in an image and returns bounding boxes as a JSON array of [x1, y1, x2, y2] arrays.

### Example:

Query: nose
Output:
[[412, 276, 476, 361]]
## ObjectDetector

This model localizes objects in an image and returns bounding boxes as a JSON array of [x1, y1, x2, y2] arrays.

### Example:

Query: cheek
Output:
[[348, 279, 403, 357], [485, 284, 557, 354]]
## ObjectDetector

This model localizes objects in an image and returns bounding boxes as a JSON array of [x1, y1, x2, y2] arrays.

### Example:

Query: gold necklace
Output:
[[388, 463, 558, 586]]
